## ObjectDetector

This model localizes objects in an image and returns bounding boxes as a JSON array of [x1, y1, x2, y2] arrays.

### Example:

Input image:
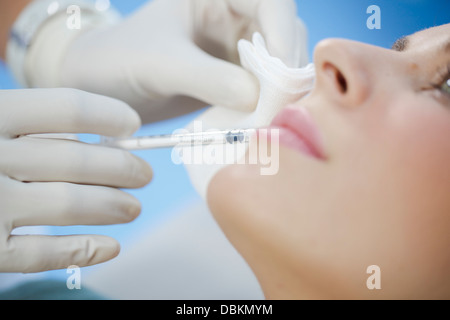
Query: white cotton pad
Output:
[[180, 32, 316, 199]]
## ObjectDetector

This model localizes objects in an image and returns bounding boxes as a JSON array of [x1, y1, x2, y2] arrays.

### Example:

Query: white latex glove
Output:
[[0, 88, 152, 273], [56, 0, 308, 122]]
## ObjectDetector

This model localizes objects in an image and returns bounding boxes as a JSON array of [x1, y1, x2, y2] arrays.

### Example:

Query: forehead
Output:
[[407, 24, 450, 53]]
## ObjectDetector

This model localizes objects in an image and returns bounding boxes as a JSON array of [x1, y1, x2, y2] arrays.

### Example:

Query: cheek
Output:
[[353, 97, 450, 295], [346, 92, 450, 219], [378, 96, 450, 208]]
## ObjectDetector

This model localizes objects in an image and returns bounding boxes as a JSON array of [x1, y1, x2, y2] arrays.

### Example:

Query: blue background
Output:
[[0, 0, 448, 282]]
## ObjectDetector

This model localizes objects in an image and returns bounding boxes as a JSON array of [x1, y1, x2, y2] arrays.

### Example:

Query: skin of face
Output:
[[207, 24, 450, 300]]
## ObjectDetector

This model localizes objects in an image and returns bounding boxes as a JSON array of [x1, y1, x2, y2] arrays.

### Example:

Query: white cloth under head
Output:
[[182, 33, 316, 199]]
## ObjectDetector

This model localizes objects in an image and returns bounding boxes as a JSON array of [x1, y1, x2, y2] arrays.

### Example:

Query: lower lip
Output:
[[260, 126, 321, 159]]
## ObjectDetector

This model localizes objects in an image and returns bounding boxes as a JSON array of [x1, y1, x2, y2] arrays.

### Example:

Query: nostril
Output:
[[323, 62, 348, 94], [336, 70, 348, 94]]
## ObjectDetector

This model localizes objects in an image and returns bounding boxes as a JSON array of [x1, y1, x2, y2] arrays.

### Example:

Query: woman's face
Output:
[[208, 24, 450, 299]]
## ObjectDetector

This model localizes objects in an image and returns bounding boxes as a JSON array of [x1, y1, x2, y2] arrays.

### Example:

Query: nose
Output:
[[313, 39, 375, 109]]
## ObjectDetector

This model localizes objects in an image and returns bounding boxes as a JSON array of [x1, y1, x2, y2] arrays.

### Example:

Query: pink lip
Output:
[[264, 105, 326, 160]]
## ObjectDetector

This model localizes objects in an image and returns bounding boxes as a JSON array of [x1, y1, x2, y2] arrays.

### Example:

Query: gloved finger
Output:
[[8, 180, 141, 229], [162, 43, 259, 112], [1, 235, 119, 273], [0, 136, 152, 188], [226, 0, 302, 68], [0, 88, 141, 138]]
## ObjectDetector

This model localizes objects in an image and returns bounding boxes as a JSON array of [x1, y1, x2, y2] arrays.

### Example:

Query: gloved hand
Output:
[[56, 0, 308, 122], [0, 88, 152, 273]]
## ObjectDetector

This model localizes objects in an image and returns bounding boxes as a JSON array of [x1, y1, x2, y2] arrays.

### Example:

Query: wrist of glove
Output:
[[6, 0, 121, 88]]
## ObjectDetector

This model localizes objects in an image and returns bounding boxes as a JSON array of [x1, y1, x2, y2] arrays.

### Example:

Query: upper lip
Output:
[[270, 105, 326, 159]]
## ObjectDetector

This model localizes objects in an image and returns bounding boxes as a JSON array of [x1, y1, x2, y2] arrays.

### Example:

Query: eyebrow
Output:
[[392, 34, 450, 54], [392, 36, 409, 52]]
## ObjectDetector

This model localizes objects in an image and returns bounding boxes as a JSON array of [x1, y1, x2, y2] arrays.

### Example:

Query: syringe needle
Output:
[[99, 129, 257, 150]]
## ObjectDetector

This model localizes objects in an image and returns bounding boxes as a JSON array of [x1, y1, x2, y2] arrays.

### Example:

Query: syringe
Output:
[[99, 129, 257, 150]]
